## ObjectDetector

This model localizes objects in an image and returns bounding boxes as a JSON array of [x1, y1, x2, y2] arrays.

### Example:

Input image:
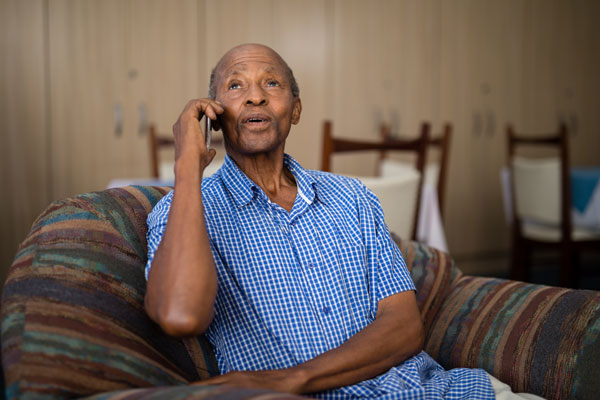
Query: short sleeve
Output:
[[145, 190, 174, 280], [362, 185, 416, 317]]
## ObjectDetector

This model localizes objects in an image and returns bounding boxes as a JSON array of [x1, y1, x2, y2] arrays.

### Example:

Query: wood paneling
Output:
[[0, 0, 50, 284], [2, 0, 599, 283]]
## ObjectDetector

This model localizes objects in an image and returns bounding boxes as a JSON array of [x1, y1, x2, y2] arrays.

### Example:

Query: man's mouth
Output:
[[242, 114, 271, 125]]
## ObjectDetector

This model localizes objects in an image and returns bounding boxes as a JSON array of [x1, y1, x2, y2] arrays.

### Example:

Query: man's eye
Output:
[[228, 82, 241, 90], [266, 80, 280, 87]]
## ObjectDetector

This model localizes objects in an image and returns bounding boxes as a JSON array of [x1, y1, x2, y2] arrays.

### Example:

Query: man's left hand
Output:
[[193, 369, 305, 394]]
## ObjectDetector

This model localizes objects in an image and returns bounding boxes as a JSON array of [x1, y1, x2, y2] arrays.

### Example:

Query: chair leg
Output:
[[559, 243, 574, 288], [510, 238, 529, 282]]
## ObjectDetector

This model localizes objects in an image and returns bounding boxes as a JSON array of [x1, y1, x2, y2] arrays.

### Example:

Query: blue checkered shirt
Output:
[[146, 154, 494, 399]]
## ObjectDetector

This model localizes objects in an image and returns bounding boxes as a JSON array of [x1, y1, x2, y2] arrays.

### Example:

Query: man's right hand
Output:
[[172, 99, 224, 176]]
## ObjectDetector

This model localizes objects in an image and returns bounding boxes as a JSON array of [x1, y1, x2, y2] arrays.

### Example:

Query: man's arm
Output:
[[144, 99, 224, 337], [196, 290, 424, 394]]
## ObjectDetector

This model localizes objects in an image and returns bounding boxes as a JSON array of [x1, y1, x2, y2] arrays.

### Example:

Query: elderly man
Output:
[[144, 43, 496, 399]]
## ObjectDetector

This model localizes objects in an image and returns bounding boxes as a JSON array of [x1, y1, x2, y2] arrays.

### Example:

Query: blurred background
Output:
[[2, 0, 599, 292]]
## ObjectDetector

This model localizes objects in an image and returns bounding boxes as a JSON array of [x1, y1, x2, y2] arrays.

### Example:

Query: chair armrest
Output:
[[394, 236, 463, 335], [426, 275, 600, 400], [1, 186, 217, 399]]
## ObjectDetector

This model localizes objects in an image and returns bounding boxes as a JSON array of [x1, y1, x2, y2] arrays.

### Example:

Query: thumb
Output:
[[207, 148, 217, 164]]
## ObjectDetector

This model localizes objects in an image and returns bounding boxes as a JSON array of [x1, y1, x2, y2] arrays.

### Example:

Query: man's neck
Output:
[[228, 151, 297, 212]]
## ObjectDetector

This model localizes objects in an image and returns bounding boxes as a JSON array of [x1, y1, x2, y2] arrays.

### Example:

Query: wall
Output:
[[2, 0, 599, 286]]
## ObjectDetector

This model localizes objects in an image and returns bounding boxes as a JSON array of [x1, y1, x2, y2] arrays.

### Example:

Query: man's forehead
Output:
[[223, 63, 284, 77], [217, 45, 289, 77]]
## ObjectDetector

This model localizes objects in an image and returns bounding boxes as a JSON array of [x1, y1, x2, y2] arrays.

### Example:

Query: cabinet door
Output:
[[329, 0, 442, 175], [49, 0, 203, 199], [440, 0, 526, 257], [127, 0, 204, 175], [49, 0, 129, 199], [523, 0, 600, 166]]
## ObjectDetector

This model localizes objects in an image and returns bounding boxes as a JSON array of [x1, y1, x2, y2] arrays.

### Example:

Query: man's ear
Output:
[[291, 98, 302, 125]]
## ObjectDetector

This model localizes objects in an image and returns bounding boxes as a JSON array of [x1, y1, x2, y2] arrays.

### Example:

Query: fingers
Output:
[[182, 98, 224, 122]]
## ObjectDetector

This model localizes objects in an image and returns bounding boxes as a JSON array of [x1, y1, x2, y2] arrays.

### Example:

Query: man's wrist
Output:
[[283, 364, 312, 394], [174, 153, 203, 183]]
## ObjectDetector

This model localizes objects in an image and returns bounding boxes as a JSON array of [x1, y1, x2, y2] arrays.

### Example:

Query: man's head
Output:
[[209, 44, 302, 158]]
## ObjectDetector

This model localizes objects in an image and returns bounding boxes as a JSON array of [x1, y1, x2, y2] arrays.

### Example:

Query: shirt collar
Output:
[[219, 153, 319, 208]]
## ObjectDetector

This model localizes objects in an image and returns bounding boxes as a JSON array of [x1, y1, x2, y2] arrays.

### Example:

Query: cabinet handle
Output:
[[472, 111, 483, 136], [138, 102, 148, 136], [485, 109, 495, 137], [114, 103, 123, 137]]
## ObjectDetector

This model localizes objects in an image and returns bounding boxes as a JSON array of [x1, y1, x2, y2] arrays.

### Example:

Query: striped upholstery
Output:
[[2, 187, 599, 400], [396, 238, 600, 400], [2, 187, 218, 399]]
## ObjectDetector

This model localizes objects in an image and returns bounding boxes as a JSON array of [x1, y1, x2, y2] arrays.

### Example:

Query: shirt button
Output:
[[306, 263, 316, 269], [322, 306, 331, 315]]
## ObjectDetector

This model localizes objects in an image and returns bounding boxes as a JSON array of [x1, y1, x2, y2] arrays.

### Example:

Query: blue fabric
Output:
[[146, 154, 494, 399], [571, 167, 600, 213]]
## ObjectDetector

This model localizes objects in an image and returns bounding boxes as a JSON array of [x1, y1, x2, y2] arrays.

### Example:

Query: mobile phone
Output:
[[204, 116, 212, 149]]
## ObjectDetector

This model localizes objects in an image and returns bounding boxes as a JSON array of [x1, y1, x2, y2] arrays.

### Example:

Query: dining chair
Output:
[[149, 124, 175, 179], [149, 123, 224, 180], [321, 120, 429, 240], [380, 122, 452, 221], [506, 123, 600, 288]]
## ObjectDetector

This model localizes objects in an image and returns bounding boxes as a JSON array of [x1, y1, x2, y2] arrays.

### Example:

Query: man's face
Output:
[[214, 45, 301, 157]]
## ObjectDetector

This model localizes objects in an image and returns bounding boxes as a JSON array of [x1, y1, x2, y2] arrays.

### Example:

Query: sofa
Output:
[[2, 186, 599, 400]]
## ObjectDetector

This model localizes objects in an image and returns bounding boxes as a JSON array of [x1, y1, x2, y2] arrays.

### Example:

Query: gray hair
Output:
[[208, 65, 300, 99]]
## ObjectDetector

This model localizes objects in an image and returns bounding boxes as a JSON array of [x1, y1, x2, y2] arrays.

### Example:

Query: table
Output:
[[500, 167, 600, 230]]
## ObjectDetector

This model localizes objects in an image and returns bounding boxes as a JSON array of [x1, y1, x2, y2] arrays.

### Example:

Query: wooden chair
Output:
[[149, 124, 175, 179], [507, 123, 600, 288], [321, 120, 429, 240], [149, 123, 224, 179], [380, 122, 452, 220]]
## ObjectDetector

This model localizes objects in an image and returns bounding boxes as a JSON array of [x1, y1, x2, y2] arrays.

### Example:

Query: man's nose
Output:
[[245, 83, 267, 106]]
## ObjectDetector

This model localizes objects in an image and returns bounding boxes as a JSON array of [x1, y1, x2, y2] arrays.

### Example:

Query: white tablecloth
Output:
[[109, 168, 449, 253], [416, 183, 448, 252]]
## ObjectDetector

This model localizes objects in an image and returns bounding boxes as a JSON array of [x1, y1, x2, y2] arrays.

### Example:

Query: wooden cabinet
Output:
[[440, 0, 527, 257], [329, 0, 442, 175], [48, 0, 203, 200], [523, 0, 600, 166]]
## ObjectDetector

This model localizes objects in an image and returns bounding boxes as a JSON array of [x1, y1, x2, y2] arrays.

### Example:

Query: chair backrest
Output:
[[506, 123, 571, 238], [512, 157, 561, 224], [380, 122, 452, 220], [321, 120, 429, 240], [358, 173, 421, 240]]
